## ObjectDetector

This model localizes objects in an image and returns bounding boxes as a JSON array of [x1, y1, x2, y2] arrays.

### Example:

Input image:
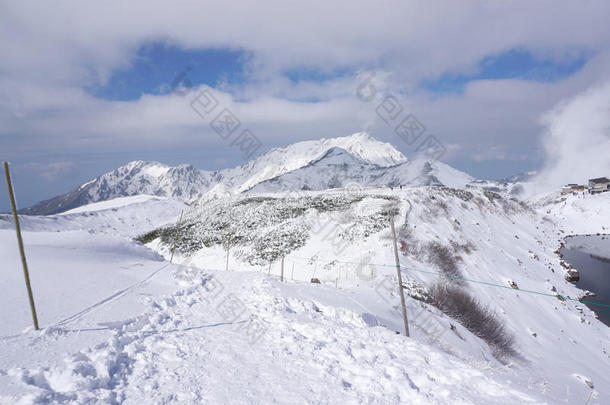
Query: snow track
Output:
[[6, 269, 543, 404], [54, 263, 171, 328]]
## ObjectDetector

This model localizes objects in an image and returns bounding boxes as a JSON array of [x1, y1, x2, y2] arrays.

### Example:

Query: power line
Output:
[[286, 255, 610, 309]]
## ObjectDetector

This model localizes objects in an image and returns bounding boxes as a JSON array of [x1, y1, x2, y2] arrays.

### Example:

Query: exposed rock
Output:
[[564, 269, 580, 282]]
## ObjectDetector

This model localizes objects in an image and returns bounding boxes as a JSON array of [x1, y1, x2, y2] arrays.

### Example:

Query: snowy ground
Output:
[[0, 190, 608, 404], [539, 191, 610, 236]]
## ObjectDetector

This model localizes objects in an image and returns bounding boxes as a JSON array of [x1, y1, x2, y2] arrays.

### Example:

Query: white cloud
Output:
[[20, 161, 75, 181], [2, 1, 609, 87], [535, 81, 610, 187], [1, 0, 610, 184]]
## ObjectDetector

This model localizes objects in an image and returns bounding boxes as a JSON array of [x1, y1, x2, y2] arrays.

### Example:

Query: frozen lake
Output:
[[561, 234, 610, 326]]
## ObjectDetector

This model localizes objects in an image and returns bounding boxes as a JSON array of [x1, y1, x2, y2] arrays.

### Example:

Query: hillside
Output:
[[140, 187, 610, 402]]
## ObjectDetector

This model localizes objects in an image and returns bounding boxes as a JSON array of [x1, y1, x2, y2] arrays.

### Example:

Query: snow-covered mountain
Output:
[[23, 132, 464, 215], [21, 161, 215, 215], [248, 147, 473, 193], [21, 132, 409, 214], [205, 132, 407, 196]]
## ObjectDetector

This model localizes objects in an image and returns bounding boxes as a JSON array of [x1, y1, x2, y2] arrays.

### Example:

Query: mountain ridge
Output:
[[22, 132, 469, 215]]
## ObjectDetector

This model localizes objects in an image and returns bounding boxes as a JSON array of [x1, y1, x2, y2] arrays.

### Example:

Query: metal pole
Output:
[[170, 210, 183, 263], [3, 161, 39, 330], [389, 213, 409, 337], [280, 256, 285, 282]]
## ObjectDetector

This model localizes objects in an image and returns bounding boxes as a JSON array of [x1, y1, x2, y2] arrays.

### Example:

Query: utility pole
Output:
[[3, 161, 39, 330], [389, 212, 409, 337]]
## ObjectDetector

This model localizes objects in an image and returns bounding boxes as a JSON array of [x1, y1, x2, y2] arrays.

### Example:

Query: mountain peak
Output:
[[319, 131, 407, 167], [310, 146, 372, 165]]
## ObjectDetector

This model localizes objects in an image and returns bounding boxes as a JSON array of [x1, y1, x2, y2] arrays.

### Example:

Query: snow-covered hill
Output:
[[2, 182, 609, 403], [538, 191, 610, 236], [136, 186, 609, 403], [22, 132, 409, 215], [2, 195, 188, 237], [0, 229, 543, 404]]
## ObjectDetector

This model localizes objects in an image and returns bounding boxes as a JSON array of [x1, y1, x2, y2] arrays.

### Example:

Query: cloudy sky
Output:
[[1, 0, 610, 210]]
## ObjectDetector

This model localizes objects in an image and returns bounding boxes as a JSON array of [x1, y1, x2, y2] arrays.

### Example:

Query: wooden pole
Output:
[[389, 213, 409, 337], [169, 210, 183, 263], [280, 256, 285, 282], [3, 161, 39, 330], [225, 247, 230, 271]]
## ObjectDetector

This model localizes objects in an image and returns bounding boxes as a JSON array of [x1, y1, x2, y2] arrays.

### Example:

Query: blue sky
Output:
[[91, 45, 248, 101], [91, 45, 588, 100], [1, 1, 610, 212], [421, 48, 588, 94]]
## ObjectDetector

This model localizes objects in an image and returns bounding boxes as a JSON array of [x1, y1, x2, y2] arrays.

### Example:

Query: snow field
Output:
[[1, 188, 608, 403]]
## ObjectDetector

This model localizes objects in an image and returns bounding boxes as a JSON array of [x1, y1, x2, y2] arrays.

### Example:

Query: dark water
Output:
[[560, 235, 610, 326]]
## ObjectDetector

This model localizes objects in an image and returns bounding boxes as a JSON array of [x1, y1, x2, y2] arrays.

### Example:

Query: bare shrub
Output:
[[431, 283, 517, 361], [440, 187, 474, 202], [472, 197, 487, 214], [450, 239, 476, 255], [437, 199, 449, 215], [425, 241, 464, 284], [483, 190, 503, 204], [399, 230, 421, 257]]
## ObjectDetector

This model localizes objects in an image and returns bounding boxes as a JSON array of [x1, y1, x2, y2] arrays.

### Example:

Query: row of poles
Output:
[[3, 159, 410, 337]]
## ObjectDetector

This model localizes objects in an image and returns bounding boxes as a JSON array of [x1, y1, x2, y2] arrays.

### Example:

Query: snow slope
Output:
[[0, 194, 553, 404], [539, 191, 610, 235], [61, 195, 167, 215], [143, 186, 609, 403], [1, 165, 608, 403], [0, 230, 177, 337], [2, 195, 189, 238], [248, 149, 473, 193], [0, 256, 543, 404]]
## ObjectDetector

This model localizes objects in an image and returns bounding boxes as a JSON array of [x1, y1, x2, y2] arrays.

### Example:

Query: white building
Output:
[[588, 177, 610, 193]]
